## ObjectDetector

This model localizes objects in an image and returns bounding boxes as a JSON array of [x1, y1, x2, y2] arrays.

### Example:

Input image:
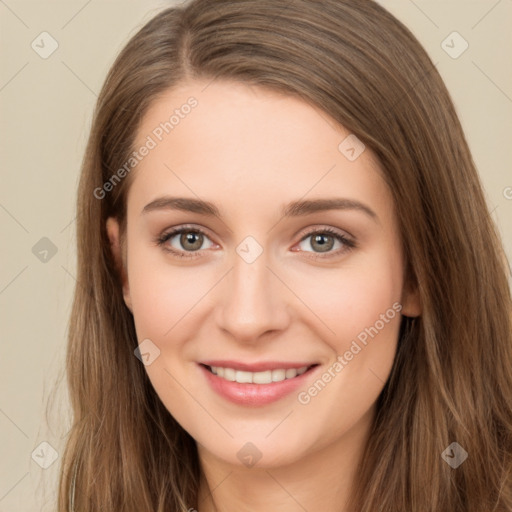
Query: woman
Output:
[[57, 0, 512, 510]]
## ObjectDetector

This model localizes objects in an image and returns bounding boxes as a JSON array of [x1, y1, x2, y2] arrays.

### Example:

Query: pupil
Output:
[[313, 234, 333, 253], [182, 232, 202, 250]]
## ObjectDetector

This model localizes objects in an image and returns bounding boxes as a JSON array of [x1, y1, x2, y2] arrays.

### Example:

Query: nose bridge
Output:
[[216, 239, 288, 341]]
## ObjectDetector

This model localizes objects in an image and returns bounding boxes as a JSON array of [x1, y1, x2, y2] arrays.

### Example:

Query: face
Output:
[[107, 79, 420, 470]]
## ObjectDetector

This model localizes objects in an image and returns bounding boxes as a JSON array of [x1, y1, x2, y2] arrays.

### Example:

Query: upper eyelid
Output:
[[163, 224, 215, 242]]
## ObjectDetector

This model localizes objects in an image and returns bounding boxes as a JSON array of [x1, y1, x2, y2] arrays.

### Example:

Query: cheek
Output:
[[287, 249, 404, 352], [129, 274, 195, 337], [125, 252, 212, 430], [289, 253, 403, 444], [126, 242, 210, 340]]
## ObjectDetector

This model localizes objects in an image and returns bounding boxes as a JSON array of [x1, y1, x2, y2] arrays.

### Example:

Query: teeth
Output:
[[236, 370, 253, 383], [209, 365, 309, 384], [285, 368, 297, 379], [224, 368, 236, 381], [253, 370, 272, 384], [272, 369, 286, 382]]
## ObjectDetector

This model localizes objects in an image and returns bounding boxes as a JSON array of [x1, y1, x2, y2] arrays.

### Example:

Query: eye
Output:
[[156, 225, 356, 260], [156, 226, 215, 259], [295, 227, 356, 259]]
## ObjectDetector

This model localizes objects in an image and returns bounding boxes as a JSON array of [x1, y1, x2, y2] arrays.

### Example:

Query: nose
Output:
[[215, 246, 290, 344]]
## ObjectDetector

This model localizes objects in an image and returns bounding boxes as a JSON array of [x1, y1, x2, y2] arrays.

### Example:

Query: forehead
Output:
[[127, 79, 392, 223]]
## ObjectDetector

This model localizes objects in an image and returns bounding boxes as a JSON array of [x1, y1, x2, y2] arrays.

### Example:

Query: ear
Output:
[[106, 217, 133, 313], [400, 279, 421, 318]]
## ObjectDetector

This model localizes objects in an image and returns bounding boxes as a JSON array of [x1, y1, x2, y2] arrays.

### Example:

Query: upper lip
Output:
[[200, 360, 318, 372]]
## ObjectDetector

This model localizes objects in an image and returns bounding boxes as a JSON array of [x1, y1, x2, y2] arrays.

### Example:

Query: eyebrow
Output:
[[141, 196, 378, 222]]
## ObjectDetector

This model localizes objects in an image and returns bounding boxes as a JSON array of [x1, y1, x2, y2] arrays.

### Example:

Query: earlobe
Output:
[[106, 217, 133, 312]]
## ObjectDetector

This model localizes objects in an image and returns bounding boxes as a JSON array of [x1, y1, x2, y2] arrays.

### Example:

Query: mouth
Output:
[[198, 361, 320, 406], [200, 363, 318, 384]]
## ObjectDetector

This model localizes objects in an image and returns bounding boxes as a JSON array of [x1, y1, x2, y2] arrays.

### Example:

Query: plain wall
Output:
[[0, 1, 511, 510]]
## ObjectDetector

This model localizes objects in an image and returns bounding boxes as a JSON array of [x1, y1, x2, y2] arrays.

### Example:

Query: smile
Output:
[[207, 365, 310, 384], [199, 361, 319, 406]]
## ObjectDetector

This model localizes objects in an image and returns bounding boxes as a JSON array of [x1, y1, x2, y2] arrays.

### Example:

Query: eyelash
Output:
[[155, 225, 356, 260]]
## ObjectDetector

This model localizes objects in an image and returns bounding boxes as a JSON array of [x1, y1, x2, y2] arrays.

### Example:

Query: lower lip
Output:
[[199, 364, 317, 406]]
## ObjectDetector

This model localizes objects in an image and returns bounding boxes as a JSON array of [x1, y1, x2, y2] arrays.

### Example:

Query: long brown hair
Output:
[[56, 0, 512, 510]]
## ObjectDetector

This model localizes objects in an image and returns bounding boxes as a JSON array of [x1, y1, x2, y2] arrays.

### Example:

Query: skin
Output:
[[107, 79, 421, 512]]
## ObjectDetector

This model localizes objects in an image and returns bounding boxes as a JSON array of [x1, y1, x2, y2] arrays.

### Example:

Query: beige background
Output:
[[1, 1, 511, 510]]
